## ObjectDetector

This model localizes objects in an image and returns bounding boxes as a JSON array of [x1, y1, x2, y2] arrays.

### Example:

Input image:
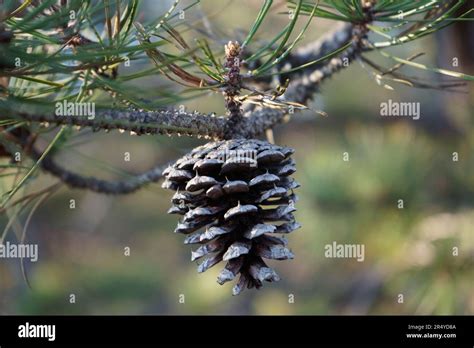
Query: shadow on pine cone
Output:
[[162, 139, 300, 295]]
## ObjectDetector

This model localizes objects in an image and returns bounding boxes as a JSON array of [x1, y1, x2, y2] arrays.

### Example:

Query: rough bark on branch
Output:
[[11, 108, 227, 139], [30, 147, 168, 194], [248, 22, 353, 89]]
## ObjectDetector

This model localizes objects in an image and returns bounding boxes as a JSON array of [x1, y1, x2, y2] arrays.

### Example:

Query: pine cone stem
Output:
[[223, 41, 245, 139]]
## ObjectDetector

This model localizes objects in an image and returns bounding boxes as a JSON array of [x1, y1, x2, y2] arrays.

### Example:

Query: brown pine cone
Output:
[[162, 138, 300, 295]]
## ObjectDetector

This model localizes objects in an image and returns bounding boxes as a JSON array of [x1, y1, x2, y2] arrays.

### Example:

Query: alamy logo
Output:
[[18, 322, 56, 341], [55, 100, 95, 120], [0, 242, 38, 262], [324, 241, 365, 262], [380, 99, 420, 120], [213, 149, 258, 167]]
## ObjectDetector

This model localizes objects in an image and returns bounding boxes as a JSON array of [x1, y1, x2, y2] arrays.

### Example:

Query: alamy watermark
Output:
[[0, 241, 38, 262], [55, 100, 95, 120], [324, 241, 365, 262], [380, 99, 420, 120], [212, 149, 258, 167], [18, 322, 55, 342]]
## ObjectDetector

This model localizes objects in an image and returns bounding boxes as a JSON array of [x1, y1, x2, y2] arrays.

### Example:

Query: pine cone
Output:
[[162, 139, 300, 295]]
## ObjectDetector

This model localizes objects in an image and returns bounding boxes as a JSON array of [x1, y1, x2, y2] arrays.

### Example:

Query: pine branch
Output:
[[10, 108, 227, 139], [30, 147, 168, 194], [284, 24, 368, 104], [2, 22, 368, 146], [248, 22, 354, 87], [238, 24, 368, 135], [1, 0, 468, 199], [6, 107, 286, 141], [289, 22, 353, 67], [223, 41, 244, 139]]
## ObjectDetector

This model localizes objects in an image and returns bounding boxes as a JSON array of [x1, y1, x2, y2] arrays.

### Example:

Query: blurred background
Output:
[[0, 0, 473, 315]]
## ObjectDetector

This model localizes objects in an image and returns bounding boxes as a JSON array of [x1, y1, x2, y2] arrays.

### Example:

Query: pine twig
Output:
[[223, 41, 244, 139], [285, 24, 369, 104], [30, 147, 168, 194], [10, 108, 227, 139], [238, 23, 370, 135], [248, 22, 354, 88]]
